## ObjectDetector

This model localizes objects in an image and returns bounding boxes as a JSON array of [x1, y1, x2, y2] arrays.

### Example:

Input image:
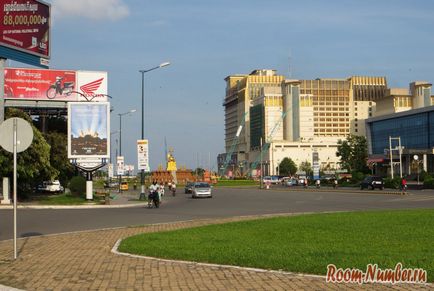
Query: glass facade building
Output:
[[367, 106, 434, 173]]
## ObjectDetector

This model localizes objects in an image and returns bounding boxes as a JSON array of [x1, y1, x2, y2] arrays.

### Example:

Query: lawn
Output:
[[33, 193, 95, 205], [119, 209, 434, 282]]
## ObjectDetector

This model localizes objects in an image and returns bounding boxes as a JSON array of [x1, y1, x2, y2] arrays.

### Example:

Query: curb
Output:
[[0, 202, 149, 210], [264, 187, 408, 196]]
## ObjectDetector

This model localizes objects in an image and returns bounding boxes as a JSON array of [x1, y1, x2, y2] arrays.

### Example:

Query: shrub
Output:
[[384, 177, 401, 189], [350, 171, 365, 183], [68, 176, 86, 197], [419, 171, 431, 182], [423, 176, 434, 189]]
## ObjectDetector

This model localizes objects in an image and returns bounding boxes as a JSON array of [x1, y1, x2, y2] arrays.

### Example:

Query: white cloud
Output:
[[52, 0, 129, 21]]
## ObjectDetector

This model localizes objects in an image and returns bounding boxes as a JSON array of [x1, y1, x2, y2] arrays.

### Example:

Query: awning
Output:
[[367, 158, 384, 163]]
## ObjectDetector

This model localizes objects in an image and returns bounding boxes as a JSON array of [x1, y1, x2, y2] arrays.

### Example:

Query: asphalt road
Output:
[[1, 187, 434, 241]]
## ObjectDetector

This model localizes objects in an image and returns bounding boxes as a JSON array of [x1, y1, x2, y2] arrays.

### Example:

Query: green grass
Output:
[[119, 209, 434, 281], [34, 193, 91, 205], [215, 179, 259, 187]]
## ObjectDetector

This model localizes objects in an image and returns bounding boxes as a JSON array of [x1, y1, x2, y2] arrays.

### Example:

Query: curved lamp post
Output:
[[139, 61, 170, 199]]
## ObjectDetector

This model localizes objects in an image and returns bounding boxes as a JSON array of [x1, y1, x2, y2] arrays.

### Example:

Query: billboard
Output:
[[4, 68, 76, 100], [76, 71, 108, 102], [117, 156, 124, 176], [0, 0, 50, 58], [68, 102, 110, 159], [4, 68, 108, 102], [137, 139, 150, 171]]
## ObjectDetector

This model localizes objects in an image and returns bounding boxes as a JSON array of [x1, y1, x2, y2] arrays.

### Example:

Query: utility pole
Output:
[[260, 137, 263, 189]]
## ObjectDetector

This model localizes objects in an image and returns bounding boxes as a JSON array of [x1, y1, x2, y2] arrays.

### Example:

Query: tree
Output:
[[336, 135, 369, 173], [279, 157, 297, 176], [0, 108, 58, 195], [44, 131, 75, 187], [299, 160, 313, 177]]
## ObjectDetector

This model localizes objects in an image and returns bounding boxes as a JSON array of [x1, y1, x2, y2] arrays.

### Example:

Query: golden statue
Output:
[[167, 147, 177, 171]]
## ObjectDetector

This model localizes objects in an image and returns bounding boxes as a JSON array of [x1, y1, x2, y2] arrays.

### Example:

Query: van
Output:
[[120, 182, 129, 191]]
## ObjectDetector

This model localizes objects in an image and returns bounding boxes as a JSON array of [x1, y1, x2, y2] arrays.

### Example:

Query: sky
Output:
[[9, 0, 434, 171]]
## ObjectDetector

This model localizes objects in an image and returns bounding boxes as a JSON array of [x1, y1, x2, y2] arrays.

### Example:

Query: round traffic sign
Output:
[[0, 117, 34, 153]]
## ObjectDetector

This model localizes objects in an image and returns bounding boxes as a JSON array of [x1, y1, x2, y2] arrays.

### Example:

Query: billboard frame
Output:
[[67, 102, 110, 159], [0, 0, 51, 60]]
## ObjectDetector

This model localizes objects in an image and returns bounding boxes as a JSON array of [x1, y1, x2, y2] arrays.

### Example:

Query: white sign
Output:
[[137, 139, 150, 171], [76, 71, 108, 102], [108, 163, 114, 178], [117, 156, 125, 176]]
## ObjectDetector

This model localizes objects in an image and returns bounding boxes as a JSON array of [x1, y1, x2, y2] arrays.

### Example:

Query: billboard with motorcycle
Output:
[[4, 68, 108, 101]]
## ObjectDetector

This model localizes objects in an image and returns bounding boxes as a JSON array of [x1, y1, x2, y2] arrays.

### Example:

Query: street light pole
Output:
[[139, 61, 170, 200], [118, 109, 136, 192]]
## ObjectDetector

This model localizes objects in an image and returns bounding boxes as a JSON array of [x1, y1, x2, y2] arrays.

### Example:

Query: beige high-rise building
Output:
[[219, 70, 433, 177]]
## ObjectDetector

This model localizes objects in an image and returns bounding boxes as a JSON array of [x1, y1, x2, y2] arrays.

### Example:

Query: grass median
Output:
[[119, 209, 434, 282]]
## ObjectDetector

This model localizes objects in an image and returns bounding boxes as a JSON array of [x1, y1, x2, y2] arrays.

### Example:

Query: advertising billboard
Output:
[[117, 156, 124, 176], [137, 139, 150, 171], [4, 68, 76, 101], [68, 102, 110, 159], [4, 68, 108, 102], [0, 0, 50, 58], [76, 71, 108, 102]]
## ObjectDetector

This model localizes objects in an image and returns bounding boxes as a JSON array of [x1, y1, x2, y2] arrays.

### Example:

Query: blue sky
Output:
[[10, 0, 434, 171]]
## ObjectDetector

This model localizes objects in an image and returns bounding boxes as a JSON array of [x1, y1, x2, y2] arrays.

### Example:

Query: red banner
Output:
[[1, 0, 50, 58], [4, 68, 77, 101]]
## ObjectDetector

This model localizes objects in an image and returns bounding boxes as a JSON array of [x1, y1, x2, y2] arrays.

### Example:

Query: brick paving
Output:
[[0, 214, 431, 290]]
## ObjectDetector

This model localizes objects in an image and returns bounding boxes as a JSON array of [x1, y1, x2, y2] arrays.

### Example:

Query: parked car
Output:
[[191, 182, 212, 198], [104, 181, 119, 189], [184, 181, 195, 194], [263, 176, 279, 184], [285, 178, 299, 187], [360, 176, 384, 190], [36, 180, 64, 194]]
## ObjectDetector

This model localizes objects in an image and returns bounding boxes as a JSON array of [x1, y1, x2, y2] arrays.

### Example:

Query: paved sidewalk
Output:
[[0, 214, 431, 290]]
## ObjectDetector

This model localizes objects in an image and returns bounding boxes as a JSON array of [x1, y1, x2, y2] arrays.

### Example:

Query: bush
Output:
[[384, 177, 401, 189], [420, 171, 431, 182], [350, 171, 365, 183], [423, 177, 434, 189], [68, 176, 86, 196]]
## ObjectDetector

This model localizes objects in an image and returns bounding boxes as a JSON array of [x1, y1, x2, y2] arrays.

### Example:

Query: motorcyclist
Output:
[[148, 181, 159, 208], [315, 179, 321, 189], [171, 183, 176, 196]]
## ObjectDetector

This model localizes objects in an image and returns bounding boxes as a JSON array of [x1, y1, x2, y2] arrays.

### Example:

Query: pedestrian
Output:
[[315, 179, 321, 189], [333, 179, 338, 189], [401, 177, 407, 193]]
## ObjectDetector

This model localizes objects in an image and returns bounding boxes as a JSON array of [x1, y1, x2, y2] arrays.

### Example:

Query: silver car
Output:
[[191, 182, 212, 198]]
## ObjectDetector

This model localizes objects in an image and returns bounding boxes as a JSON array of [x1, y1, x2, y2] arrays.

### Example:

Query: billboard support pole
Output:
[[0, 58, 5, 123]]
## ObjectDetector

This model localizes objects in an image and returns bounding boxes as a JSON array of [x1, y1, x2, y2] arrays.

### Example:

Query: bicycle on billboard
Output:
[[46, 76, 75, 99]]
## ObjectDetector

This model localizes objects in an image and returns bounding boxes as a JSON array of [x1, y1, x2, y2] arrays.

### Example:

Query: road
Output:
[[1, 187, 434, 241]]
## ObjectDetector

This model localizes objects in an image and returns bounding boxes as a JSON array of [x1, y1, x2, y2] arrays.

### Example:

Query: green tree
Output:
[[336, 135, 369, 173], [0, 109, 58, 195], [44, 131, 75, 187], [279, 157, 297, 176], [299, 160, 313, 177]]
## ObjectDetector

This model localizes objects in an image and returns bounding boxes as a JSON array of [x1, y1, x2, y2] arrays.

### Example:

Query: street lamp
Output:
[[139, 61, 170, 199], [118, 109, 136, 192]]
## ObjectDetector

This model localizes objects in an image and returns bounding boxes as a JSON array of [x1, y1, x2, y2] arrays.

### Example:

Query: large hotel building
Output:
[[219, 69, 433, 177]]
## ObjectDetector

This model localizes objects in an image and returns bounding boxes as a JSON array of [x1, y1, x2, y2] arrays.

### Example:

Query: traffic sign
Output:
[[0, 117, 33, 153]]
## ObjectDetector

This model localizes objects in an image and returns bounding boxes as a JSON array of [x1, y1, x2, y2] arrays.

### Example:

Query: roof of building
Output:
[[367, 105, 434, 123]]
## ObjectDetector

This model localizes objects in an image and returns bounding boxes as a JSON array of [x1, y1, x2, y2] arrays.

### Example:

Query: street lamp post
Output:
[[139, 62, 170, 200], [118, 109, 136, 192]]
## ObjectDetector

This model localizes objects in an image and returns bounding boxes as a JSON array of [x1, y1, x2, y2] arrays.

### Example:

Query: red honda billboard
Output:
[[1, 0, 50, 58], [4, 68, 76, 101]]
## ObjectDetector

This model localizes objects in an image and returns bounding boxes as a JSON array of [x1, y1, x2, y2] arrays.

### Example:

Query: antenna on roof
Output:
[[288, 49, 292, 78]]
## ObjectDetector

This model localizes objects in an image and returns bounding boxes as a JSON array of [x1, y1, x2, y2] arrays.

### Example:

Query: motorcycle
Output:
[[46, 76, 74, 99], [148, 191, 160, 208]]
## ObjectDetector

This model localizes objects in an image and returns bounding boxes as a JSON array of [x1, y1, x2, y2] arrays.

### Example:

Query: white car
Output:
[[191, 182, 212, 198], [36, 180, 64, 193]]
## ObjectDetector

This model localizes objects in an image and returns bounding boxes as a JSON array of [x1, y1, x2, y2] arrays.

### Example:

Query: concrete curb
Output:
[[111, 214, 433, 288], [264, 187, 408, 196], [0, 202, 148, 210]]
